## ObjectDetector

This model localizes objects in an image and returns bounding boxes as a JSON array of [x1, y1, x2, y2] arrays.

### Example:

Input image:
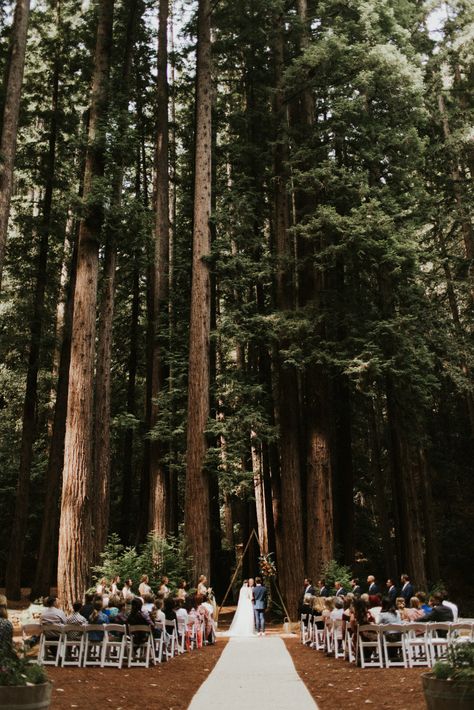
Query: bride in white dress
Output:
[[227, 579, 256, 637]]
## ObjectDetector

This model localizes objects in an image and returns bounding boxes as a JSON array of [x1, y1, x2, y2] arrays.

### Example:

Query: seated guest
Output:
[[349, 598, 376, 663], [154, 599, 166, 624], [0, 595, 13, 651], [311, 596, 325, 629], [185, 597, 201, 649], [368, 594, 382, 622], [80, 593, 94, 621], [104, 595, 120, 620], [322, 597, 335, 622], [378, 596, 400, 624], [330, 597, 344, 621], [342, 597, 353, 623], [440, 589, 458, 622], [87, 600, 108, 641], [395, 597, 406, 616], [115, 601, 128, 624], [419, 593, 454, 625], [163, 597, 177, 623], [142, 593, 155, 616], [41, 596, 67, 625], [127, 597, 153, 646], [66, 601, 87, 641], [415, 591, 431, 614], [402, 597, 424, 622], [300, 593, 314, 619], [196, 593, 214, 643]]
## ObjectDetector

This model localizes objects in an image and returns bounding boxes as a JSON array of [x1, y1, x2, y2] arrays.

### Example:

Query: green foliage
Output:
[[91, 533, 191, 593], [321, 560, 352, 595], [432, 643, 474, 681], [0, 646, 48, 686]]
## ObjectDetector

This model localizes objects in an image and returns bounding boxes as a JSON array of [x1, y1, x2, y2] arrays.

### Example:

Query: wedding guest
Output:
[[419, 593, 454, 626], [402, 597, 424, 622], [415, 591, 431, 614], [110, 576, 121, 596], [335, 581, 346, 597], [159, 576, 170, 598], [185, 596, 201, 649], [303, 578, 316, 596], [368, 594, 382, 622], [154, 599, 166, 624], [318, 579, 330, 597], [88, 600, 108, 641], [367, 575, 380, 595], [400, 574, 414, 602], [164, 597, 177, 623], [121, 578, 134, 601], [115, 601, 128, 624], [349, 598, 376, 664], [330, 597, 344, 620], [395, 597, 406, 615], [127, 597, 153, 647], [378, 597, 400, 624], [138, 575, 152, 598], [311, 596, 326, 629], [197, 575, 208, 596], [440, 589, 459, 622], [386, 578, 398, 602], [196, 593, 213, 643], [104, 595, 120, 620], [177, 580, 188, 601], [142, 593, 155, 616], [322, 597, 335, 622], [66, 602, 87, 641], [41, 596, 67, 627], [350, 579, 361, 596], [80, 593, 94, 621], [0, 595, 13, 651]]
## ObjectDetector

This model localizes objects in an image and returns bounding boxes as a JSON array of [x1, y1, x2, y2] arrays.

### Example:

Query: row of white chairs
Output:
[[22, 616, 212, 669], [300, 615, 474, 669]]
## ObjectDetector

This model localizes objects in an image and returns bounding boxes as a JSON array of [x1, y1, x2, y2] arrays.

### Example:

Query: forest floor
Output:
[[284, 637, 426, 710]]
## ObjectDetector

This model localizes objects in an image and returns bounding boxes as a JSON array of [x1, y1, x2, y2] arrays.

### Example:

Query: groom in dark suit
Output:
[[253, 577, 268, 636]]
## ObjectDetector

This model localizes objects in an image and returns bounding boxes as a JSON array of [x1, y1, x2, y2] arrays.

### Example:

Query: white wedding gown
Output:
[[227, 585, 255, 637]]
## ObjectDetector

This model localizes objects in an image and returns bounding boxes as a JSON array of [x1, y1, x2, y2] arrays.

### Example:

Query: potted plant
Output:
[[0, 645, 52, 710], [422, 641, 474, 710]]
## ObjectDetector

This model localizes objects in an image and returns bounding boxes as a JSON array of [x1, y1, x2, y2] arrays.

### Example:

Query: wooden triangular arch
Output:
[[216, 528, 292, 622]]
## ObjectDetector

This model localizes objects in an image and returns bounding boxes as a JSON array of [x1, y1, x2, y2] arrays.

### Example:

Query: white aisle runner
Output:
[[188, 636, 318, 710]]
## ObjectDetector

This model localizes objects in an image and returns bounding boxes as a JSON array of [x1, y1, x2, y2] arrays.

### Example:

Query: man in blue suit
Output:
[[386, 578, 398, 602], [400, 574, 414, 602], [253, 577, 268, 636]]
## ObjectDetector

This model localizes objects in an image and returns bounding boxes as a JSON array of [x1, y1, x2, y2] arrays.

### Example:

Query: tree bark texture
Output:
[[0, 0, 30, 289], [184, 0, 212, 582], [57, 0, 114, 610], [148, 0, 170, 537], [272, 10, 305, 618]]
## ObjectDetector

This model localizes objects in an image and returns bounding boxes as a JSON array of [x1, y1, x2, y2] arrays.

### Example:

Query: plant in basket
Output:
[[422, 641, 474, 710]]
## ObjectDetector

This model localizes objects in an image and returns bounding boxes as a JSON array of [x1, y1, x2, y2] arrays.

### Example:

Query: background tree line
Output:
[[0, 0, 472, 615]]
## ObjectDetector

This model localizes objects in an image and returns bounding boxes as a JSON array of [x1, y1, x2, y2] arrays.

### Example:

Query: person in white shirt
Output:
[[329, 597, 344, 620], [441, 590, 459, 621]]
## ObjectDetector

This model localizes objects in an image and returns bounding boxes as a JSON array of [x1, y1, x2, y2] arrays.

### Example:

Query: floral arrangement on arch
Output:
[[259, 552, 277, 579]]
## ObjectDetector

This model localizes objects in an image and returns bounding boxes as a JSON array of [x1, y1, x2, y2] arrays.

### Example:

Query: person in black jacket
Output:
[[419, 593, 453, 637]]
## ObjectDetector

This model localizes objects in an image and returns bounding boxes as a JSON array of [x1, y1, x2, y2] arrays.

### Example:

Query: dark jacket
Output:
[[420, 605, 453, 624], [387, 585, 398, 602], [400, 583, 414, 601], [253, 584, 267, 610], [319, 586, 330, 598]]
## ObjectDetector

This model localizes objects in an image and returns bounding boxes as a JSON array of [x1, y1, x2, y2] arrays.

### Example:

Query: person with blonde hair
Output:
[[0, 595, 13, 651], [138, 574, 151, 598]]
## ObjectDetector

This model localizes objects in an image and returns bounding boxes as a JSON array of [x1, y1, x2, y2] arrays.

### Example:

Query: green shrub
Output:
[[0, 647, 48, 686], [91, 532, 191, 593], [320, 559, 352, 595], [432, 642, 474, 681]]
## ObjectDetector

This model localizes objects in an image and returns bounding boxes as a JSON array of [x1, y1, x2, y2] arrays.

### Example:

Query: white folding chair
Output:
[[83, 624, 105, 666], [405, 623, 430, 667], [311, 616, 325, 651], [101, 624, 127, 668], [38, 624, 63, 666], [380, 624, 409, 668], [356, 624, 383, 668], [153, 620, 166, 663], [324, 618, 334, 653], [344, 622, 355, 663], [332, 619, 345, 659], [300, 614, 311, 645], [428, 623, 451, 664], [61, 624, 86, 667], [164, 619, 178, 659], [127, 625, 155, 667], [449, 622, 474, 644], [176, 615, 187, 653]]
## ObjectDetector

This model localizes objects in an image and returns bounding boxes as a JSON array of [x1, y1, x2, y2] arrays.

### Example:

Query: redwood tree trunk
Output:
[[184, 0, 212, 581], [57, 0, 114, 610], [0, 0, 30, 288], [148, 0, 170, 537], [272, 8, 305, 618]]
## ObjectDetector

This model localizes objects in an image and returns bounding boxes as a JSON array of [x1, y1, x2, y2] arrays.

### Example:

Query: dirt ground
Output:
[[284, 637, 427, 710], [46, 640, 227, 710]]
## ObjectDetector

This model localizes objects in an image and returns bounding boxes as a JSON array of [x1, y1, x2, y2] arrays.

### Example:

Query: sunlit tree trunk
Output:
[[184, 0, 212, 581], [57, 0, 114, 610]]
